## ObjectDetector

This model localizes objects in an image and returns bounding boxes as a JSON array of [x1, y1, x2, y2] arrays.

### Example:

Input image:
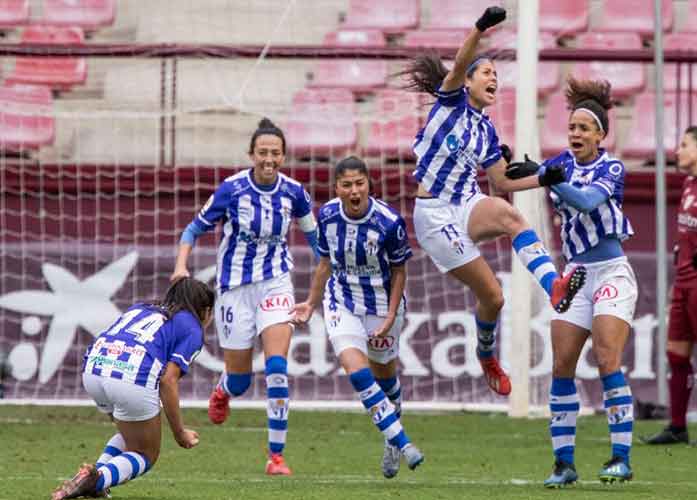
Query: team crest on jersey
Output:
[[364, 236, 379, 256], [446, 134, 461, 152], [593, 284, 618, 303], [260, 293, 294, 311], [368, 335, 395, 351]]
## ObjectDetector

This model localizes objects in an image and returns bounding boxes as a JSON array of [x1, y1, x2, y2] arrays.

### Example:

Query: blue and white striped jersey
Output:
[[317, 197, 412, 316], [83, 304, 203, 390], [191, 169, 315, 292], [545, 149, 634, 261], [413, 87, 502, 205]]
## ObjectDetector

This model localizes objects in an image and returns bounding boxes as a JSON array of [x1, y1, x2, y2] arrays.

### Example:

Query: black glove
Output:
[[539, 164, 566, 187], [500, 144, 512, 164], [505, 154, 540, 179], [475, 6, 506, 32]]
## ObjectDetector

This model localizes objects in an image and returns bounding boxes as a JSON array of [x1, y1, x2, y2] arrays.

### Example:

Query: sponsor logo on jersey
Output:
[[260, 293, 294, 312], [593, 284, 619, 303], [368, 335, 395, 351]]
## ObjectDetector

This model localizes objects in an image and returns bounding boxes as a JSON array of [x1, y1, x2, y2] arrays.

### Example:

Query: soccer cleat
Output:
[[640, 426, 689, 445], [543, 459, 578, 488], [51, 463, 99, 500], [381, 439, 401, 479], [550, 266, 587, 313], [265, 453, 292, 476], [401, 443, 424, 471], [598, 456, 633, 483], [208, 385, 230, 425], [477, 354, 511, 396]]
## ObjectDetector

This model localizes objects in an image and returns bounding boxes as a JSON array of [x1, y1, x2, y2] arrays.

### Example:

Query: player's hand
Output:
[[505, 154, 540, 179], [500, 144, 512, 164], [291, 302, 314, 325], [370, 315, 396, 338], [175, 428, 200, 449], [476, 6, 506, 32], [170, 268, 190, 282], [539, 164, 566, 186]]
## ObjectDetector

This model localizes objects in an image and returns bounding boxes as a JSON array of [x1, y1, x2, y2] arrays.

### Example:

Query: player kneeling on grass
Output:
[[292, 156, 424, 478], [51, 277, 214, 500]]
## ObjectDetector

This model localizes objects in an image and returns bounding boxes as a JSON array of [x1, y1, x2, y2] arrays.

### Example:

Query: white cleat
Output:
[[401, 443, 424, 471], [382, 440, 401, 479]]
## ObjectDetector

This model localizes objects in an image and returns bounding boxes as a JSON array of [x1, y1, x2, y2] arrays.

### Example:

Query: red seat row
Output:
[[0, 83, 54, 151], [0, 0, 115, 29]]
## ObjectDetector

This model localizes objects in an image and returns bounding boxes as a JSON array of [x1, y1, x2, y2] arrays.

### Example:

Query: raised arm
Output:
[[441, 6, 506, 93], [488, 156, 566, 193]]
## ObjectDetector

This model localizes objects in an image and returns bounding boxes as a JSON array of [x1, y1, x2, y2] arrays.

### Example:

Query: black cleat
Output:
[[640, 426, 689, 445]]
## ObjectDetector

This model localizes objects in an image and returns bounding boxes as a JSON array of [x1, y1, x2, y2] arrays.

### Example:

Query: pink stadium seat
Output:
[[323, 29, 386, 47], [541, 92, 617, 157], [424, 0, 496, 31], [621, 92, 697, 160], [573, 33, 645, 99], [342, 0, 419, 34], [485, 89, 515, 150], [6, 26, 86, 90], [403, 30, 466, 50], [287, 89, 357, 158], [0, 0, 29, 27], [680, 1, 697, 32], [663, 33, 697, 92], [486, 32, 559, 97], [539, 0, 588, 36], [364, 89, 421, 159], [0, 84, 54, 150], [309, 29, 387, 93], [596, 0, 673, 37], [42, 0, 115, 29]]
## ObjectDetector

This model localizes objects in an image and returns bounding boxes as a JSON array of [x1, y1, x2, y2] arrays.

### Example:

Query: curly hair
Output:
[[565, 76, 614, 136]]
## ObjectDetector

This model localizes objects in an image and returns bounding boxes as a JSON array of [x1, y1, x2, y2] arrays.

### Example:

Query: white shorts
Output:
[[82, 372, 160, 422], [216, 273, 295, 350], [553, 257, 638, 330], [323, 301, 403, 364], [413, 194, 487, 273]]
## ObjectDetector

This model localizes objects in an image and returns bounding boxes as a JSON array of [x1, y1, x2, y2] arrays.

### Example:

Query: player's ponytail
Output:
[[160, 277, 215, 325], [249, 117, 286, 154], [565, 76, 614, 137], [398, 53, 449, 97]]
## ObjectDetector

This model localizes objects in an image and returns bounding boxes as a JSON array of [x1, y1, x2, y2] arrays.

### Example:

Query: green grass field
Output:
[[1, 405, 694, 500]]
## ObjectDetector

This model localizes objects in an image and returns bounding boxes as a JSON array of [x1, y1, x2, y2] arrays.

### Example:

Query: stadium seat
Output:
[[596, 0, 673, 37], [364, 89, 421, 159], [573, 33, 645, 99], [0, 84, 54, 151], [621, 92, 697, 161], [0, 0, 28, 28], [6, 26, 86, 90], [403, 30, 467, 50], [42, 0, 116, 29], [286, 88, 357, 158], [486, 31, 559, 97], [341, 0, 419, 34], [485, 89, 515, 150], [309, 29, 388, 93], [539, 0, 588, 37], [540, 92, 617, 157], [663, 33, 697, 92], [424, 0, 501, 32]]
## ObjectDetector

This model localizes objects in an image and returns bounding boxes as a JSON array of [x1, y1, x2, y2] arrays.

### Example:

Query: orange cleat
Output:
[[265, 453, 292, 476], [208, 386, 230, 425], [51, 463, 99, 500], [478, 355, 511, 396], [550, 266, 587, 313]]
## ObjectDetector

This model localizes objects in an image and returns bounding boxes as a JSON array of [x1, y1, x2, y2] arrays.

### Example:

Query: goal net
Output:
[[0, 0, 654, 413]]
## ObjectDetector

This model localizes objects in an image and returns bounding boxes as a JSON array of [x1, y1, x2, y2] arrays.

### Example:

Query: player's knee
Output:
[[499, 203, 526, 236], [479, 289, 504, 313], [265, 355, 288, 375], [594, 348, 621, 374], [223, 373, 252, 396]]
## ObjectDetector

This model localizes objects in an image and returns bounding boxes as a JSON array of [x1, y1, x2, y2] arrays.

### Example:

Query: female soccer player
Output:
[[401, 5, 586, 397], [643, 126, 697, 446], [171, 118, 318, 475], [51, 277, 215, 500], [505, 77, 637, 486], [292, 156, 424, 478]]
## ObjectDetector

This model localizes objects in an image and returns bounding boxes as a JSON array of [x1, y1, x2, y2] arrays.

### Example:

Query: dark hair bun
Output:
[[258, 117, 277, 129]]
